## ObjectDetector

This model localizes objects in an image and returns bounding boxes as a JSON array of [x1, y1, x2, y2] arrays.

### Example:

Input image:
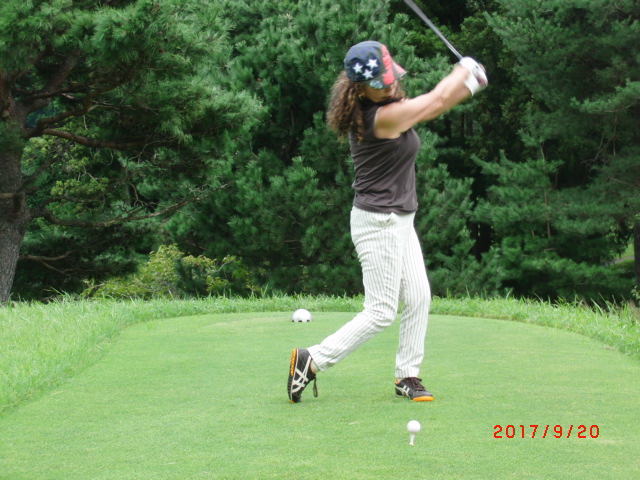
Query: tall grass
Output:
[[432, 296, 640, 359], [1, 295, 638, 416]]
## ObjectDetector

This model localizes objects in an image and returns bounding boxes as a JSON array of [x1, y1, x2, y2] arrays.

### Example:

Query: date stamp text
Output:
[[494, 424, 600, 439]]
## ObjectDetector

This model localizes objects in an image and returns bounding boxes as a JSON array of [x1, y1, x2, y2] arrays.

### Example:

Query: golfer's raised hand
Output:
[[458, 57, 488, 95]]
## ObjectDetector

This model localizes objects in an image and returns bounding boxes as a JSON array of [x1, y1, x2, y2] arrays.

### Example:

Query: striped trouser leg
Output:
[[308, 207, 430, 375], [395, 226, 431, 378]]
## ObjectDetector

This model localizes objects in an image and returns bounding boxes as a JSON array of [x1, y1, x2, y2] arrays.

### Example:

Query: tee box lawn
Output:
[[1, 312, 638, 479]]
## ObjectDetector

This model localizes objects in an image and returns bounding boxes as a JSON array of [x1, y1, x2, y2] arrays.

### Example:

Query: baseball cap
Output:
[[344, 41, 407, 89]]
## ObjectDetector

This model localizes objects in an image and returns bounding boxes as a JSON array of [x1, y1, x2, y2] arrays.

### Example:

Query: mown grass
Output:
[[1, 294, 638, 417], [1, 310, 639, 479]]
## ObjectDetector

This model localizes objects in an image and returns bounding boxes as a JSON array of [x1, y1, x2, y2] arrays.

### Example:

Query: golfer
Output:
[[288, 41, 487, 403]]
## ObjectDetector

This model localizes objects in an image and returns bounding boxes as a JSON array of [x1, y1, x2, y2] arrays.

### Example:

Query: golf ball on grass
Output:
[[291, 309, 312, 322], [407, 420, 421, 445]]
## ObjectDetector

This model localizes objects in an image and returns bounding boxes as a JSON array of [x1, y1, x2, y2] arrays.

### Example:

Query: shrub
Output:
[[84, 245, 255, 299]]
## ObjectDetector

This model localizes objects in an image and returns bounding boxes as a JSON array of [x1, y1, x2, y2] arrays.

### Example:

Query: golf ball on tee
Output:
[[407, 420, 421, 433]]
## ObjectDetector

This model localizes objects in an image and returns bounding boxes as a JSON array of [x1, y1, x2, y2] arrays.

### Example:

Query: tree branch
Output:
[[20, 141, 70, 190], [41, 50, 81, 97], [21, 259, 67, 275], [20, 251, 74, 263], [40, 128, 158, 150], [37, 186, 222, 228], [18, 250, 75, 276], [18, 49, 82, 114], [13, 85, 88, 100]]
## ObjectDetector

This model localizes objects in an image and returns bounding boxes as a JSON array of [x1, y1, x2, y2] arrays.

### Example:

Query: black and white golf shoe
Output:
[[395, 377, 434, 402], [288, 348, 318, 403]]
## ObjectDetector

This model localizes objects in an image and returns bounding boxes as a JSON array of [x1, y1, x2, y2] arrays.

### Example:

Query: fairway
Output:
[[1, 312, 639, 479]]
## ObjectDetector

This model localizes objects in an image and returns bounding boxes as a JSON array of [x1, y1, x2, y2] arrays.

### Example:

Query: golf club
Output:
[[402, 0, 463, 60]]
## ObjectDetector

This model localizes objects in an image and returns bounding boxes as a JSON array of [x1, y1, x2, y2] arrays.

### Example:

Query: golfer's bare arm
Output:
[[374, 65, 471, 138]]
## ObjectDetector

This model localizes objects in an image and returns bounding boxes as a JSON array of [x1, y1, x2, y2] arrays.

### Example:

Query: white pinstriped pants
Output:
[[308, 207, 431, 379]]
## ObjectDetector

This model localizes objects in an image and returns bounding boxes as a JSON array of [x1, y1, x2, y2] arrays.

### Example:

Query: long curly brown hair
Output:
[[326, 71, 406, 142], [326, 71, 365, 141]]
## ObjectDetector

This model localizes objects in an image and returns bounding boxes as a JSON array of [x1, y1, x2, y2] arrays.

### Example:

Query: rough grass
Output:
[[432, 296, 640, 359]]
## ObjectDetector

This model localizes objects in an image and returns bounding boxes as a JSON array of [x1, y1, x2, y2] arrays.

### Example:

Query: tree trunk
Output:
[[0, 151, 29, 303], [634, 219, 640, 291], [1, 71, 31, 303]]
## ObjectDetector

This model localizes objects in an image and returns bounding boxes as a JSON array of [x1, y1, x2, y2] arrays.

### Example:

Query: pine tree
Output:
[[0, 0, 263, 300], [482, 0, 640, 298], [474, 154, 633, 299], [169, 0, 488, 295]]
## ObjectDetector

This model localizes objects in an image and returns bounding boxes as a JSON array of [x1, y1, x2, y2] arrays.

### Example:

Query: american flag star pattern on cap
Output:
[[344, 41, 407, 89]]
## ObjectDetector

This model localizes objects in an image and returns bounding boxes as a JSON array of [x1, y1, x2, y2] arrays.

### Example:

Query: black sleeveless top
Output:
[[348, 99, 420, 214]]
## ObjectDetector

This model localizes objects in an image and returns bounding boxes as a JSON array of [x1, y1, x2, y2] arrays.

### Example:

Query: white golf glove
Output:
[[459, 57, 488, 95]]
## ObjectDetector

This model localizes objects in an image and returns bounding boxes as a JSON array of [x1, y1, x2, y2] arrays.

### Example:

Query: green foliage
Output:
[[476, 0, 640, 298], [6, 0, 265, 299], [167, 0, 490, 297], [86, 245, 255, 299], [474, 153, 635, 300], [487, 0, 640, 182], [6, 0, 637, 302], [633, 286, 640, 307]]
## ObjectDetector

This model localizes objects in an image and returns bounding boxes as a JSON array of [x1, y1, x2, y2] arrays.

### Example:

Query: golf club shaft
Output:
[[402, 0, 463, 60]]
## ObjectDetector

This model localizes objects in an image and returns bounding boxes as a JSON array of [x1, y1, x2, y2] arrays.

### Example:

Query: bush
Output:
[[83, 245, 256, 299]]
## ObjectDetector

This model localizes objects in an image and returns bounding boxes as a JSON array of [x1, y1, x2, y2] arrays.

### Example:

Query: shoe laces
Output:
[[404, 377, 426, 391]]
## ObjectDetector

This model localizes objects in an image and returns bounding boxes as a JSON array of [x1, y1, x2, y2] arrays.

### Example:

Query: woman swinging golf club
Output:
[[288, 41, 487, 403]]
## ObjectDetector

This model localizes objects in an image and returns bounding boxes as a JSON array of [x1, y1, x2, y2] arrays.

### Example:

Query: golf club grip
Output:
[[402, 0, 463, 60]]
